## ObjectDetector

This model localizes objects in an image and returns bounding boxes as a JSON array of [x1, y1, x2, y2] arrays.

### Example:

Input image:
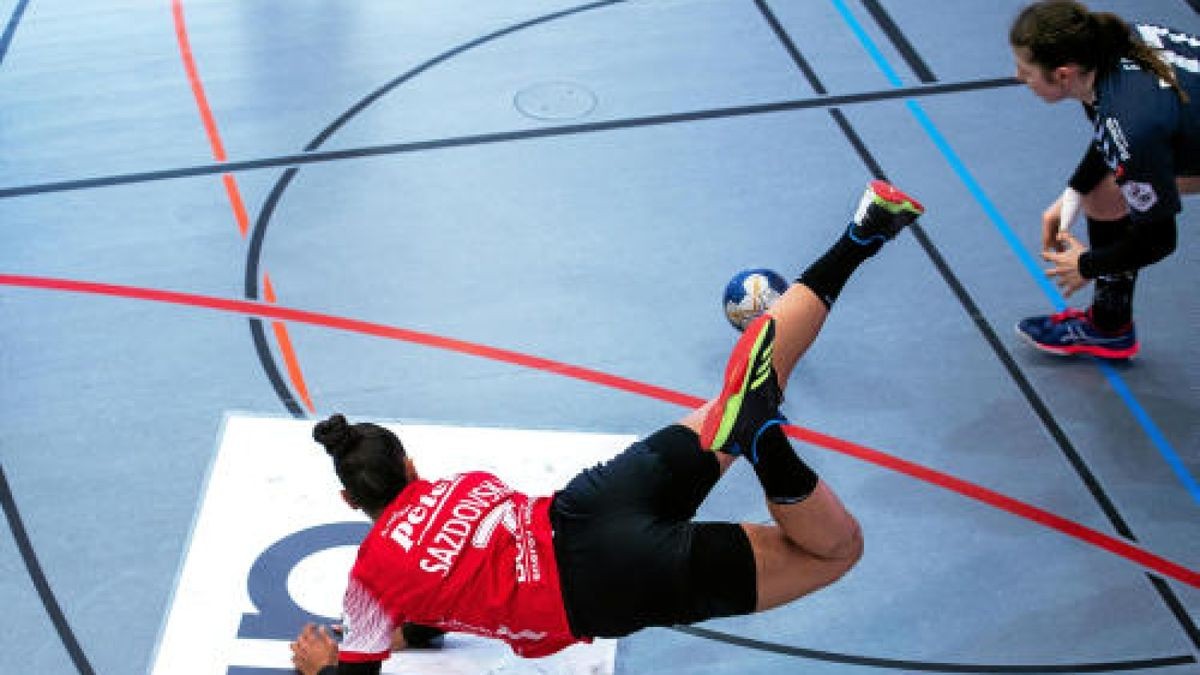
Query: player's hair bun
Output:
[[314, 413, 358, 458]]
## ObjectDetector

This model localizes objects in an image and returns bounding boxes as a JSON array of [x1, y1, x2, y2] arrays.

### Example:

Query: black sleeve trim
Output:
[[1069, 145, 1110, 195], [316, 661, 383, 675], [401, 623, 447, 649], [339, 663, 383, 675], [1079, 214, 1177, 278]]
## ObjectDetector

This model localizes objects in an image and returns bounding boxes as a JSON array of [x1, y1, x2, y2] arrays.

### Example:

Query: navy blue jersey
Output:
[[1087, 24, 1200, 223]]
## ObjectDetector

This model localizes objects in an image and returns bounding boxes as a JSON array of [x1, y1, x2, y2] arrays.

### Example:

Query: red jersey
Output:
[[337, 471, 581, 663]]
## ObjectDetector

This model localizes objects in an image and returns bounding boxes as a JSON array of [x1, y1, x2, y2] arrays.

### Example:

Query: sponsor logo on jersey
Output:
[[387, 479, 454, 552]]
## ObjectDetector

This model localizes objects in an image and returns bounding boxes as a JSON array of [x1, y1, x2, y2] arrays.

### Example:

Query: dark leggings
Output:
[[1087, 216, 1138, 330], [549, 424, 757, 639]]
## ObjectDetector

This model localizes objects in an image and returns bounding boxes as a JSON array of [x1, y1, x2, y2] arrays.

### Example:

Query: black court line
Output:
[[752, 0, 1200, 664], [0, 77, 1020, 203], [676, 626, 1195, 673], [0, 465, 97, 675], [860, 0, 936, 83], [5, 4, 103, 673], [0, 0, 30, 65], [246, 181, 303, 417]]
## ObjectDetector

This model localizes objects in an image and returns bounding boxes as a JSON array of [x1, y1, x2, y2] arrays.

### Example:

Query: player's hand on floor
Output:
[[291, 623, 338, 675]]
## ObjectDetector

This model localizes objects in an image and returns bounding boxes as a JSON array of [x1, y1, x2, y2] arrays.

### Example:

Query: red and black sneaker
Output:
[[700, 314, 783, 457], [848, 180, 925, 244]]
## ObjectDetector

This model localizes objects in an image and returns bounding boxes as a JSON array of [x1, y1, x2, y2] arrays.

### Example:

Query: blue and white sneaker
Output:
[[1016, 308, 1139, 359]]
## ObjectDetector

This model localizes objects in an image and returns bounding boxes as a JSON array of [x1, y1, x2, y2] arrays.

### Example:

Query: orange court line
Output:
[[263, 274, 316, 412], [172, 0, 312, 411]]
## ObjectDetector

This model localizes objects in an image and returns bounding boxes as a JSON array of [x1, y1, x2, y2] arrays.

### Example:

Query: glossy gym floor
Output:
[[2, 0, 1198, 673]]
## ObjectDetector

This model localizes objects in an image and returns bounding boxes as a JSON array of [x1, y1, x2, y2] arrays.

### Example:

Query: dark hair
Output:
[[1009, 0, 1187, 103], [314, 413, 409, 514]]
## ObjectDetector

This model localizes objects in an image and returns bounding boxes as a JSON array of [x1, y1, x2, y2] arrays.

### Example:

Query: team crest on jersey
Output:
[[150, 414, 622, 674], [1121, 181, 1159, 212]]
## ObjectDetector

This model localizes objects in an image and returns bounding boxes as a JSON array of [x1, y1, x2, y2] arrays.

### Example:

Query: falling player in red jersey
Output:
[[291, 181, 925, 675]]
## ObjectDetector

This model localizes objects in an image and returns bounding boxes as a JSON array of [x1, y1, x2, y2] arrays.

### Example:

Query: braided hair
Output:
[[1010, 0, 1188, 103], [313, 414, 410, 515]]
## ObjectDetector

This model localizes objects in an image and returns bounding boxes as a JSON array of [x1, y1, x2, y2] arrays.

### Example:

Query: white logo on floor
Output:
[[151, 413, 629, 674]]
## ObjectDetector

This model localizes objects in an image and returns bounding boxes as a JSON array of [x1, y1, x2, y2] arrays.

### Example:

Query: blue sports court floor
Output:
[[2, 1, 1198, 673]]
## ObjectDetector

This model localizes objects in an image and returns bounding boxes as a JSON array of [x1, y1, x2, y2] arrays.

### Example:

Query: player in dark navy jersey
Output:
[[289, 182, 925, 675], [1009, 0, 1199, 359]]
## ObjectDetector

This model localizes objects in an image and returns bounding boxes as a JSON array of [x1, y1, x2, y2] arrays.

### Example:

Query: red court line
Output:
[[1, 271, 1197, 590], [787, 425, 1200, 590], [171, 0, 312, 409]]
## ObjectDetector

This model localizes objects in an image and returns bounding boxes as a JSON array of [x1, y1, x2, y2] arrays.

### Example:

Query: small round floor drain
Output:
[[514, 81, 597, 121]]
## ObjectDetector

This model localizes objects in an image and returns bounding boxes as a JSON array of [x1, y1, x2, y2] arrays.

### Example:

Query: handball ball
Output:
[[723, 268, 789, 331]]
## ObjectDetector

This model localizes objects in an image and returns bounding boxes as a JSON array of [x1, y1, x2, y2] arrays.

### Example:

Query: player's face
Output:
[[1013, 48, 1069, 103]]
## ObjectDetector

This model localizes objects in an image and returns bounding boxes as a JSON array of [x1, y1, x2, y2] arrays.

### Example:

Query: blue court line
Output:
[[830, 0, 1200, 505]]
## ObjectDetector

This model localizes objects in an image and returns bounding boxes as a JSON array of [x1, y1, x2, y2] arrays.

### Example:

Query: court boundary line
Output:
[[860, 0, 935, 83], [675, 625, 1194, 673], [3, 2, 103, 673]]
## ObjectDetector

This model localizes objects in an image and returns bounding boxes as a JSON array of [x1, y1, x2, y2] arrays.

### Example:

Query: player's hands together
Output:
[[1043, 231, 1089, 297], [291, 623, 338, 675]]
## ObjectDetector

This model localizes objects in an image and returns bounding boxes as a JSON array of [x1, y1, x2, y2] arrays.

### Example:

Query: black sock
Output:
[[750, 423, 819, 504], [1090, 273, 1136, 331], [797, 224, 884, 309], [1086, 216, 1137, 331]]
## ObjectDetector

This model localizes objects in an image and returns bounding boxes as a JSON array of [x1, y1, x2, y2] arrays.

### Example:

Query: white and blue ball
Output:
[[723, 268, 789, 331]]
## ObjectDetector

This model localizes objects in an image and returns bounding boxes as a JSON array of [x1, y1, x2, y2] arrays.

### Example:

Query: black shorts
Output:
[[548, 424, 757, 639]]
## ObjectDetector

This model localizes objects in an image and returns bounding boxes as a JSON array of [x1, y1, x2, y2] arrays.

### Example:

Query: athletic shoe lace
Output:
[[1049, 308, 1088, 324]]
